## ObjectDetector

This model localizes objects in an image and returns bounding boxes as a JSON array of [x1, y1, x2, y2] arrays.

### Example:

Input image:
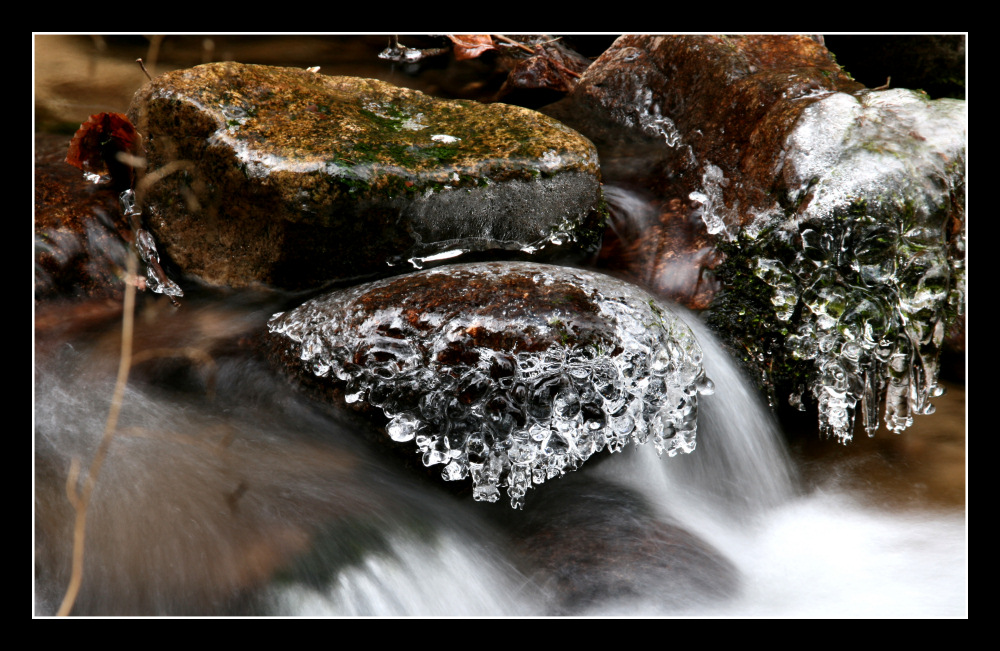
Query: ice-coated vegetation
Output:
[[715, 89, 965, 441]]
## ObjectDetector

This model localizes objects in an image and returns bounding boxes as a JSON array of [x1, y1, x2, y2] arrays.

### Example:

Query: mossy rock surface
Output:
[[129, 62, 603, 289]]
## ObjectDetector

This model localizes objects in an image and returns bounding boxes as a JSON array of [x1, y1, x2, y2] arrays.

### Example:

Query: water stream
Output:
[[33, 272, 966, 616]]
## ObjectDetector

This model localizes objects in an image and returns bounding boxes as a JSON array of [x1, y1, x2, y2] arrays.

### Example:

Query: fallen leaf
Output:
[[448, 35, 497, 61]]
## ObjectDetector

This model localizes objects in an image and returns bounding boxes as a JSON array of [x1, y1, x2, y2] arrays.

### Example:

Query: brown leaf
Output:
[[448, 34, 497, 61], [497, 42, 590, 99]]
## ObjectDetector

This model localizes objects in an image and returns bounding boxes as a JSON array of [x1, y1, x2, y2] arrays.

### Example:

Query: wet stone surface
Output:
[[548, 34, 862, 239], [266, 261, 714, 508], [129, 62, 604, 290], [505, 477, 739, 613], [547, 35, 865, 309], [34, 133, 130, 302], [712, 88, 966, 442]]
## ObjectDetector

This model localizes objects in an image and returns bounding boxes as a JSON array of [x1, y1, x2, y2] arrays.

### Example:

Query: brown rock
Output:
[[547, 34, 863, 306], [546, 35, 965, 443], [128, 62, 605, 290]]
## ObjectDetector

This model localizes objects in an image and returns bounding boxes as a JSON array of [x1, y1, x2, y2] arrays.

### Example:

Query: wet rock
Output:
[[128, 62, 604, 290], [548, 35, 966, 441], [266, 261, 713, 509], [504, 476, 738, 614], [548, 35, 862, 220], [547, 34, 863, 305], [598, 190, 722, 310], [710, 88, 965, 442], [34, 133, 130, 302]]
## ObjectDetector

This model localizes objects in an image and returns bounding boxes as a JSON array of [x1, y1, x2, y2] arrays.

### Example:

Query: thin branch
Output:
[[136, 58, 153, 82], [56, 249, 138, 617], [490, 34, 536, 55]]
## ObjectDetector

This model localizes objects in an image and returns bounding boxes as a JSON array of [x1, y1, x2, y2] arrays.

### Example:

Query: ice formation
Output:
[[268, 262, 714, 508], [120, 189, 183, 298], [742, 89, 965, 441]]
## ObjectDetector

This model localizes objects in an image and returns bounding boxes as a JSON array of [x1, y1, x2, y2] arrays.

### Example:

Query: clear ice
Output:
[[738, 89, 965, 442], [268, 262, 714, 508], [120, 190, 184, 298]]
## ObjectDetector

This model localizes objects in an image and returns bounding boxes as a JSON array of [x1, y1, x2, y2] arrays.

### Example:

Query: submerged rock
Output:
[[506, 477, 738, 614], [549, 35, 966, 441], [266, 261, 713, 508], [128, 62, 604, 290]]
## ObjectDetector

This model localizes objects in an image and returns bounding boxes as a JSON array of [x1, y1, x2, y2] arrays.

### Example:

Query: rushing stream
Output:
[[33, 36, 966, 617], [33, 261, 966, 617]]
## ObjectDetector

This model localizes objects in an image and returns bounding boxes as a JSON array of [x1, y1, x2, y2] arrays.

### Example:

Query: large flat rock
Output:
[[129, 63, 604, 289]]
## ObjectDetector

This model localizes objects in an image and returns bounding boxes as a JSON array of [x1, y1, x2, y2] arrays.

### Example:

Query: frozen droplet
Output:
[[387, 414, 421, 442]]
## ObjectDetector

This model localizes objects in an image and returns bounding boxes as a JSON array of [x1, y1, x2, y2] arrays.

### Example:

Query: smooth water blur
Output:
[[33, 292, 966, 617]]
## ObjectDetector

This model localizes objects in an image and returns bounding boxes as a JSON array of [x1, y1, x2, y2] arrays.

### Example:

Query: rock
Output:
[[710, 87, 965, 442], [34, 133, 130, 302], [504, 476, 738, 613], [547, 35, 966, 442], [128, 62, 605, 290], [547, 34, 863, 305], [598, 191, 722, 310], [265, 261, 714, 508]]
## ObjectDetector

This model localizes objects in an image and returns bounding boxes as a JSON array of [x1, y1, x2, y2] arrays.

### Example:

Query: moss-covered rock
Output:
[[128, 62, 604, 289], [711, 89, 965, 443]]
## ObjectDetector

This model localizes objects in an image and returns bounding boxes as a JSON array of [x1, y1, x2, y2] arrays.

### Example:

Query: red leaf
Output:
[[66, 112, 141, 190], [448, 35, 497, 61]]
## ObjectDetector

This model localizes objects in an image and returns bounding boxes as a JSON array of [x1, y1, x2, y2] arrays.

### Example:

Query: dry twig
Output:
[[56, 250, 138, 616]]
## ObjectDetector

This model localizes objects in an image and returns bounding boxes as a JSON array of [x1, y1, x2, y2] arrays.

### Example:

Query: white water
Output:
[[33, 294, 966, 617], [257, 309, 967, 617]]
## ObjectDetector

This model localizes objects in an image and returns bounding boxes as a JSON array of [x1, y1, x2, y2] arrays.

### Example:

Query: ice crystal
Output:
[[120, 190, 183, 297], [729, 89, 965, 442], [268, 262, 713, 508]]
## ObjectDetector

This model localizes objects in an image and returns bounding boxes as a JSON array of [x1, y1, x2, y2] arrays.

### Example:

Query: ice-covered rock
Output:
[[725, 88, 966, 442], [547, 35, 965, 441], [128, 62, 604, 290], [266, 261, 714, 508]]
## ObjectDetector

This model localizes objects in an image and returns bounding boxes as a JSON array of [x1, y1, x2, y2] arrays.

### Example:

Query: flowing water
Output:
[[32, 271, 966, 617]]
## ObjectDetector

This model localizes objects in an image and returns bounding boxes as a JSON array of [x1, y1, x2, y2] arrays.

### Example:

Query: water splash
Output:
[[268, 262, 714, 508], [271, 530, 545, 616]]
